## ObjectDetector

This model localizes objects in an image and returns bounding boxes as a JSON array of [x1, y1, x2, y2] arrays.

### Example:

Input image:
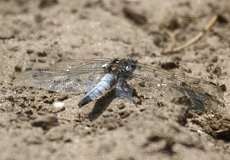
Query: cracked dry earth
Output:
[[0, 0, 230, 160]]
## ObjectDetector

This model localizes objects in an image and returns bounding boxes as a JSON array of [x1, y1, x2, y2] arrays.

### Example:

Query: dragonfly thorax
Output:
[[104, 58, 137, 79]]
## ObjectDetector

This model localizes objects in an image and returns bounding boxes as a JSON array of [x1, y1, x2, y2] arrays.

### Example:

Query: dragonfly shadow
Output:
[[88, 89, 116, 121]]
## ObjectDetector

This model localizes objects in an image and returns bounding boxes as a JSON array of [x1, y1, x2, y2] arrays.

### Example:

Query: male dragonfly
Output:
[[16, 58, 224, 110]]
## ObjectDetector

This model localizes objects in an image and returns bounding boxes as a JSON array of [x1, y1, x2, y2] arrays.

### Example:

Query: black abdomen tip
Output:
[[78, 96, 92, 107]]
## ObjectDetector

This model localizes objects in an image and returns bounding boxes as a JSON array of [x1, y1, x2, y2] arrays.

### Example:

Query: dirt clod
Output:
[[123, 6, 147, 25], [31, 115, 59, 130]]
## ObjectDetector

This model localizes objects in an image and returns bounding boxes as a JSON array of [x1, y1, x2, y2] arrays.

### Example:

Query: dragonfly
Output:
[[16, 58, 224, 110]]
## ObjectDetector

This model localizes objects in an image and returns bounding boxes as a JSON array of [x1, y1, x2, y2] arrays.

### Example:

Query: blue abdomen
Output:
[[78, 73, 115, 107]]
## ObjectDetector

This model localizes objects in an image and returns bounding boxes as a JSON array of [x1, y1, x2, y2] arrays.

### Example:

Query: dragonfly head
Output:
[[119, 58, 137, 78]]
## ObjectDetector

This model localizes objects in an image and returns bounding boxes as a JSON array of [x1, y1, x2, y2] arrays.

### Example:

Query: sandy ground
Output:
[[0, 0, 230, 159]]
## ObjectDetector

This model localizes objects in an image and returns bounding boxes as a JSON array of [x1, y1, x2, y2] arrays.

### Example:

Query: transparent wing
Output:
[[131, 63, 225, 110], [48, 58, 111, 72], [15, 58, 112, 94]]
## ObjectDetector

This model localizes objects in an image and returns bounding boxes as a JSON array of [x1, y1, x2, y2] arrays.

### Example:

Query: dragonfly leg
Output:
[[115, 79, 133, 101]]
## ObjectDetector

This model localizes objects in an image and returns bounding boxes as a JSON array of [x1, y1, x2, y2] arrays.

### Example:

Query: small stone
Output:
[[53, 101, 65, 109], [39, 0, 58, 9], [160, 62, 179, 70], [219, 84, 227, 92], [37, 51, 47, 57], [119, 110, 130, 119], [26, 49, 34, 54], [31, 115, 59, 130], [117, 103, 126, 110], [52, 101, 65, 112], [123, 6, 147, 25], [14, 65, 22, 72]]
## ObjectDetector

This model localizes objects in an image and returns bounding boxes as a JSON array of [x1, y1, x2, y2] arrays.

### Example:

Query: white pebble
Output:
[[53, 101, 65, 109]]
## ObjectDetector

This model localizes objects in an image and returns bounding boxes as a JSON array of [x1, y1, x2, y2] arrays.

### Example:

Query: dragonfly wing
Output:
[[15, 59, 112, 94], [48, 58, 111, 72], [131, 63, 225, 110]]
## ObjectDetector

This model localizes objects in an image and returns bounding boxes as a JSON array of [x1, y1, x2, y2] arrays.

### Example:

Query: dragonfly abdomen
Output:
[[78, 73, 115, 107]]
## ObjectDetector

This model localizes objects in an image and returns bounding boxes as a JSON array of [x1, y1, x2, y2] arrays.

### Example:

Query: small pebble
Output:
[[53, 101, 65, 109], [31, 115, 58, 130], [51, 101, 65, 113]]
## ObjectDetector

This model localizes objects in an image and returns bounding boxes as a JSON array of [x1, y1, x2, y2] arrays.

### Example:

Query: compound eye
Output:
[[125, 65, 134, 72]]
